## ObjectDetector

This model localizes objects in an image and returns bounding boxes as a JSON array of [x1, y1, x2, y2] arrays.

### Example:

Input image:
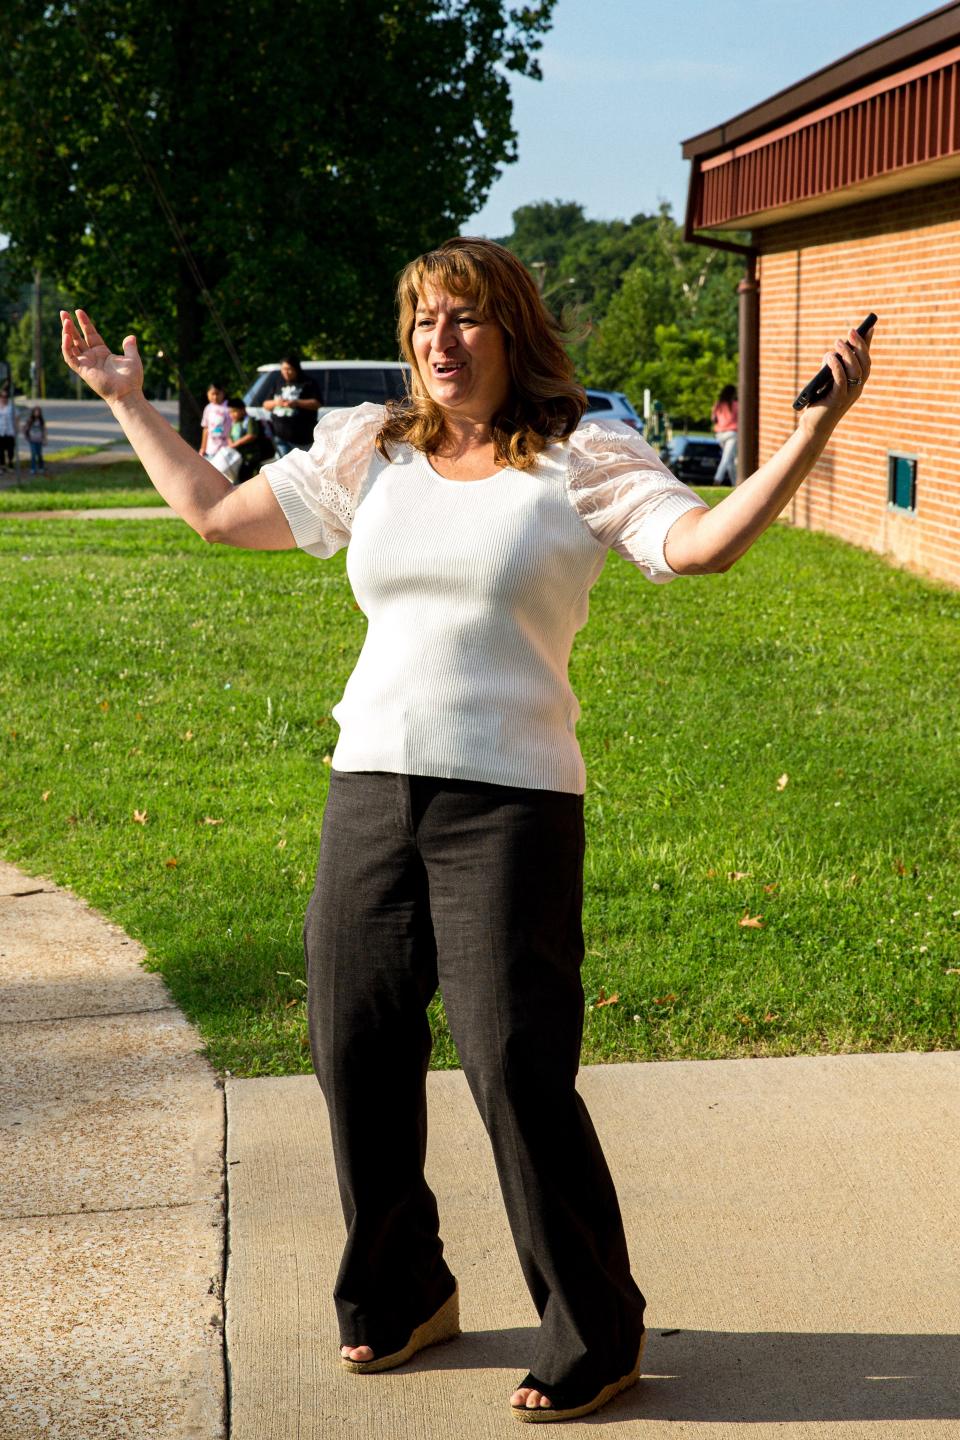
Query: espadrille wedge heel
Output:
[[339, 1282, 461, 1374], [511, 1330, 646, 1423]]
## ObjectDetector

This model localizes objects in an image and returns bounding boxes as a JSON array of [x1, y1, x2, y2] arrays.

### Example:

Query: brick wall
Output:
[[756, 176, 960, 587]]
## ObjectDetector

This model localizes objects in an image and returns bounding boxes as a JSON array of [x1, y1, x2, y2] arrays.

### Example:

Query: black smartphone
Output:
[[792, 312, 877, 411]]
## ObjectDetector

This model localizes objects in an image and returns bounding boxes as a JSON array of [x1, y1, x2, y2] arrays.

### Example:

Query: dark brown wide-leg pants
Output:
[[302, 770, 646, 1393]]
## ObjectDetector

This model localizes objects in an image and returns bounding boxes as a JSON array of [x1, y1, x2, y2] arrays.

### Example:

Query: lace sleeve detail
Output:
[[564, 421, 709, 583], [263, 402, 385, 558]]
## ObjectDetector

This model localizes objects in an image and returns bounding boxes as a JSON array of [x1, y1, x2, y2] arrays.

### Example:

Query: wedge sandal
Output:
[[339, 1281, 461, 1374], [510, 1331, 646, 1423]]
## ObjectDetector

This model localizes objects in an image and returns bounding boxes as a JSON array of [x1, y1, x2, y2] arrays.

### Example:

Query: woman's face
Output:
[[412, 286, 510, 422]]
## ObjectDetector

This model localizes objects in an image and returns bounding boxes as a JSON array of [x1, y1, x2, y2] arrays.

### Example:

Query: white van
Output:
[[243, 360, 410, 422]]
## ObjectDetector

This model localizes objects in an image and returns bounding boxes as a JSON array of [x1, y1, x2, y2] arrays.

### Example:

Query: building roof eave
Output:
[[682, 1, 960, 161]]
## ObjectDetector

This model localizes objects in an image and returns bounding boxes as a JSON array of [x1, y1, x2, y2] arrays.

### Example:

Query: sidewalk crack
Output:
[[5, 1198, 209, 1221], [220, 1081, 233, 1438], [0, 1003, 180, 1026]]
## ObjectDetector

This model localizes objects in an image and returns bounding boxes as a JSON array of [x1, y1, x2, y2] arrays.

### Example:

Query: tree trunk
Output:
[[176, 256, 205, 448]]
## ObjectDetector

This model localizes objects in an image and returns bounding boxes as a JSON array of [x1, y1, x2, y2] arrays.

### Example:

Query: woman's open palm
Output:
[[60, 309, 143, 404]]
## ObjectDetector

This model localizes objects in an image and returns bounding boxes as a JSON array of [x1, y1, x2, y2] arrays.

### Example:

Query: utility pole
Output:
[[33, 267, 44, 399]]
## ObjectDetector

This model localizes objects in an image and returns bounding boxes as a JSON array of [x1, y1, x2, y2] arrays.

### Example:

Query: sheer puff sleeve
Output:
[[263, 402, 385, 558], [565, 420, 710, 583]]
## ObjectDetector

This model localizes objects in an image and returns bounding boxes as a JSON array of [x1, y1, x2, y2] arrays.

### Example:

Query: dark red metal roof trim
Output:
[[682, 1, 960, 161], [687, 38, 960, 230]]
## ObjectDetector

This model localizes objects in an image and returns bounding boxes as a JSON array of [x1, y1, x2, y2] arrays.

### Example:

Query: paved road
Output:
[[14, 397, 178, 451]]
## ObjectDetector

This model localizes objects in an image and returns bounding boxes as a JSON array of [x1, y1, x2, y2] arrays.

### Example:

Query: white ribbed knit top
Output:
[[265, 403, 707, 794]]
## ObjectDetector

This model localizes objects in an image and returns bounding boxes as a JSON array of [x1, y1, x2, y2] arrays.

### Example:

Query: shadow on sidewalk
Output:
[[606, 1327, 957, 1424], [417, 1325, 960, 1422]]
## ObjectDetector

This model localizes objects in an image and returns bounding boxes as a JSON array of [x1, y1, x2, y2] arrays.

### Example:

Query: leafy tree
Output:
[[6, 288, 80, 400], [649, 210, 740, 355], [632, 324, 737, 431], [499, 198, 744, 421], [578, 264, 673, 389], [0, 1, 555, 441], [502, 200, 664, 320]]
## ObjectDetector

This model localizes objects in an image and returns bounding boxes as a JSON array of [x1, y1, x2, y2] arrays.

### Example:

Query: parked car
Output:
[[659, 433, 723, 484], [581, 389, 643, 431], [243, 360, 410, 423]]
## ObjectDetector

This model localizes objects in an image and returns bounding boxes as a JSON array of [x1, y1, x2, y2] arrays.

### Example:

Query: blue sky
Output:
[[467, 0, 938, 236]]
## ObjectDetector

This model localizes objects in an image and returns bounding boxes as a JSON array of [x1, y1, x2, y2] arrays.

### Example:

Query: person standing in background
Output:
[[0, 385, 17, 473], [24, 406, 47, 475], [199, 383, 232, 461], [712, 384, 739, 486], [262, 355, 321, 456]]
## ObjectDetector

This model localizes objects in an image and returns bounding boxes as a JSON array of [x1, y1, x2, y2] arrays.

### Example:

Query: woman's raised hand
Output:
[[60, 309, 144, 406]]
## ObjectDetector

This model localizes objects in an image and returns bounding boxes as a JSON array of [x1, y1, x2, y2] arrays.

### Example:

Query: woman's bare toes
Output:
[[510, 1386, 552, 1409], [341, 1344, 374, 1362]]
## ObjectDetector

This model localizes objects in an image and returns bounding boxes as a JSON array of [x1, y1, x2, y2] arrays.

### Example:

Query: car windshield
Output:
[[244, 366, 409, 409]]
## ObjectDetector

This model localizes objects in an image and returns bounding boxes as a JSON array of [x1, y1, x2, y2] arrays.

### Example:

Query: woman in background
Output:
[[712, 382, 738, 485]]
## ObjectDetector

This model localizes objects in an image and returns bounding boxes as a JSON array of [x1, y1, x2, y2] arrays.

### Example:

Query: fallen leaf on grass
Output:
[[99, 700, 109, 713], [728, 870, 751, 881], [164, 857, 178, 868], [203, 816, 224, 826], [705, 868, 717, 878], [653, 994, 677, 1006], [776, 773, 789, 791], [593, 987, 620, 1008], [132, 809, 148, 825], [322, 754, 333, 766], [739, 912, 764, 929], [763, 1012, 779, 1022], [763, 882, 779, 894], [276, 838, 287, 850], [41, 791, 51, 802], [945, 968, 960, 976], [183, 730, 194, 741]]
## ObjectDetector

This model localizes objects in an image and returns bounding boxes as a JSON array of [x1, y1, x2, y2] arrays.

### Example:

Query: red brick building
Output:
[[683, 2, 960, 586]]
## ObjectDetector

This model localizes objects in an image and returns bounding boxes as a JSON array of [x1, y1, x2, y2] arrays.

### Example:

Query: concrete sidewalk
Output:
[[0, 861, 225, 1439], [226, 1057, 960, 1439], [3, 854, 959, 1439]]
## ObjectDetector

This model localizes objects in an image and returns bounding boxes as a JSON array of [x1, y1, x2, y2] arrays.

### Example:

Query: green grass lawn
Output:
[[1, 499, 958, 1075], [0, 460, 166, 512]]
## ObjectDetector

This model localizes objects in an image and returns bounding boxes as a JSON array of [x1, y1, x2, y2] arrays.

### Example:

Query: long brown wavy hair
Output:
[[376, 237, 586, 471]]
